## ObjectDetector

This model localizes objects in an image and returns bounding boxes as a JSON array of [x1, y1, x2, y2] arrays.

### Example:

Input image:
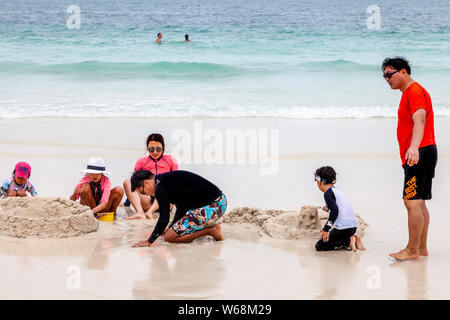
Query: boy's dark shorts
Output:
[[403, 145, 437, 200]]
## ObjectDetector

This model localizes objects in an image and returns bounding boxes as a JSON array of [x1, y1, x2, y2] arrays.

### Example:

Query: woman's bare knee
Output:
[[123, 179, 132, 193], [139, 194, 151, 211]]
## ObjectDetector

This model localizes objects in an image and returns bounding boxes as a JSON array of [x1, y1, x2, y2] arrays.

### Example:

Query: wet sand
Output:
[[0, 117, 450, 299]]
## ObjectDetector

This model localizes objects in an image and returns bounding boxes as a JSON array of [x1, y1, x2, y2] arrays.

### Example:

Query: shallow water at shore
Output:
[[1, 0, 450, 118]]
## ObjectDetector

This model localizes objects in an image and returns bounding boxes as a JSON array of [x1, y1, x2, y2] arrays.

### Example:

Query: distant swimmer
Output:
[[184, 34, 191, 42], [156, 32, 162, 43]]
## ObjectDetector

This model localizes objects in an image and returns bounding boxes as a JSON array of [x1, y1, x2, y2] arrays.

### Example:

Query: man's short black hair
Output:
[[314, 166, 336, 184], [381, 56, 411, 75], [130, 170, 155, 192]]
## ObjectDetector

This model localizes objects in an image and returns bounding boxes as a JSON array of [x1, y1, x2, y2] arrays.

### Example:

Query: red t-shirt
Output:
[[397, 82, 436, 165]]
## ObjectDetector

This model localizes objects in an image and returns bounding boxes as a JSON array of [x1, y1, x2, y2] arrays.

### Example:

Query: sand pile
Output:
[[222, 205, 368, 240], [0, 197, 99, 238]]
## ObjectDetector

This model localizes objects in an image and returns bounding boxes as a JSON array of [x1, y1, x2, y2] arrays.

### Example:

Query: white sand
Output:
[[0, 117, 449, 299], [223, 205, 368, 240], [0, 197, 98, 238]]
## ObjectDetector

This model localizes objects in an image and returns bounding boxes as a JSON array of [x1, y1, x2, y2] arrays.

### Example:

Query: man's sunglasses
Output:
[[383, 70, 400, 79], [148, 147, 163, 153]]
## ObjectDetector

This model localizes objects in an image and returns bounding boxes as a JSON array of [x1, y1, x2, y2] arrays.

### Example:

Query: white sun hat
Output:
[[80, 157, 111, 179]]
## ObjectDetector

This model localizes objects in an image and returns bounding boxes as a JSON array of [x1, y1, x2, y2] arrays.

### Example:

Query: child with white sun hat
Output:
[[70, 157, 124, 217]]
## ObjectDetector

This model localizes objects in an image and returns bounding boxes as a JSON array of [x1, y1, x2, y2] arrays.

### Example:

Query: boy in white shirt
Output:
[[314, 166, 365, 252]]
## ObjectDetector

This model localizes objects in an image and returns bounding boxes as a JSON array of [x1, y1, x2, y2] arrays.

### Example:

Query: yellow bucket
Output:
[[96, 212, 114, 222]]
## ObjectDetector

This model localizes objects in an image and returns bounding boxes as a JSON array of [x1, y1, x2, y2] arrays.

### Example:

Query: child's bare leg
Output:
[[355, 235, 365, 251], [79, 184, 96, 209], [103, 186, 124, 214]]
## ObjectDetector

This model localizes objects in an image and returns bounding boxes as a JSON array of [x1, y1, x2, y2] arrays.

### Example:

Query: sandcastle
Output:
[[222, 205, 368, 240], [0, 197, 99, 238]]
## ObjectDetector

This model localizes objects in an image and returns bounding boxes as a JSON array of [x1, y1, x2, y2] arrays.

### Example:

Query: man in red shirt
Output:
[[382, 57, 438, 261]]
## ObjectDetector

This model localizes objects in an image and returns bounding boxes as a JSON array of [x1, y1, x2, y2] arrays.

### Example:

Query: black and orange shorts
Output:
[[403, 145, 437, 200]]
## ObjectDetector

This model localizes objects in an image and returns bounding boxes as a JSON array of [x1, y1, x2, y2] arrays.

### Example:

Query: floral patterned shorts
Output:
[[172, 193, 227, 236]]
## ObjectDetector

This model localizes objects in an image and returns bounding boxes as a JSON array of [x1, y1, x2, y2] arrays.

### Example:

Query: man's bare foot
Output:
[[355, 235, 365, 251], [349, 236, 357, 251], [209, 224, 224, 241], [389, 248, 420, 261], [419, 248, 428, 256], [124, 213, 146, 220]]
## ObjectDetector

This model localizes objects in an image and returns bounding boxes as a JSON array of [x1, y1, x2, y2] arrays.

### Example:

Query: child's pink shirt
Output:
[[75, 175, 111, 204]]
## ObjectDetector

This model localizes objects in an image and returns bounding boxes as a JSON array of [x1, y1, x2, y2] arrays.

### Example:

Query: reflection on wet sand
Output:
[[133, 240, 225, 299], [293, 243, 361, 299], [389, 258, 428, 300], [0, 214, 436, 300], [314, 251, 361, 299]]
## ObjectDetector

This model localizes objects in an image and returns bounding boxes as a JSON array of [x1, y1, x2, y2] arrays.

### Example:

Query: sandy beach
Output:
[[0, 116, 449, 299]]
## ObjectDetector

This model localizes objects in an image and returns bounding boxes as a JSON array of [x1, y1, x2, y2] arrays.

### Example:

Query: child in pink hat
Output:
[[0, 162, 37, 198]]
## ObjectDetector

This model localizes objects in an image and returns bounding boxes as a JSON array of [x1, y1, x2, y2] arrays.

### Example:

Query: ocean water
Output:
[[0, 0, 449, 119]]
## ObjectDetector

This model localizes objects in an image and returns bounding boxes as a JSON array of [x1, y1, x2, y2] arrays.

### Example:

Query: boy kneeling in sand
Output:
[[70, 158, 124, 217], [314, 166, 365, 252]]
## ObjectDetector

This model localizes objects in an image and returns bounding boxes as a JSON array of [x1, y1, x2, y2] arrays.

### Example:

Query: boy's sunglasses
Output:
[[148, 147, 163, 153], [383, 70, 400, 79]]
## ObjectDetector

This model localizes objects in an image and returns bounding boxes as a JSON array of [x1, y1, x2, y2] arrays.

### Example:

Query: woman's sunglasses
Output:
[[148, 147, 163, 153]]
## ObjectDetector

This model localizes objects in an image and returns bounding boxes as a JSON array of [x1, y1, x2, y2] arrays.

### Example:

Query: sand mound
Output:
[[0, 197, 99, 238], [222, 205, 368, 241]]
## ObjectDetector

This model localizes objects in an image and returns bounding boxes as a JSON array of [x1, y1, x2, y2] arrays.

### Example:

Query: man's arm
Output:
[[147, 187, 171, 244], [405, 108, 426, 166]]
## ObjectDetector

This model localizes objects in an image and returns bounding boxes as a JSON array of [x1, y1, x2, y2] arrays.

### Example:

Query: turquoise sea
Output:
[[0, 0, 449, 118]]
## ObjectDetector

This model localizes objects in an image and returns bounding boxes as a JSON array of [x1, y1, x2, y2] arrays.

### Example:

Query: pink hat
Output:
[[15, 162, 31, 179]]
